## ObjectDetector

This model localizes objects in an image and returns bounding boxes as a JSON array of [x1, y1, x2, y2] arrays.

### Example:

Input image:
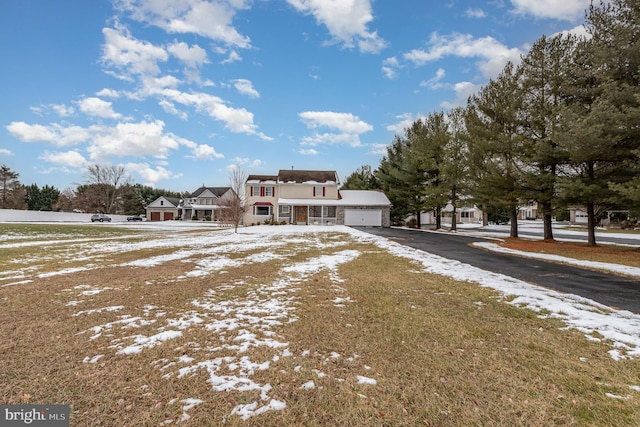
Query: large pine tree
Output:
[[465, 62, 525, 238], [558, 0, 640, 245], [518, 34, 575, 240]]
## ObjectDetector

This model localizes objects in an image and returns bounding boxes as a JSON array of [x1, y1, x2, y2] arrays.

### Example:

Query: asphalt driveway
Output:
[[355, 226, 640, 314]]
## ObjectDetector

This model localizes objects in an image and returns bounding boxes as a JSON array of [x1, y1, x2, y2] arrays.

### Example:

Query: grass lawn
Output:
[[1, 223, 638, 426]]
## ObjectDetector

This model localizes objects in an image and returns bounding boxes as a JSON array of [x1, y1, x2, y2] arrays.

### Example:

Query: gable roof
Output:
[[190, 186, 232, 198], [147, 196, 181, 208], [277, 170, 339, 184], [246, 174, 278, 183]]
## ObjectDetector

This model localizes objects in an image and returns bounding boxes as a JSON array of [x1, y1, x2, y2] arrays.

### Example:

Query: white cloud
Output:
[[420, 68, 446, 89], [0, 148, 13, 156], [554, 24, 590, 39], [385, 113, 424, 135], [404, 32, 523, 79], [382, 56, 400, 79], [299, 111, 373, 135], [7, 122, 56, 142], [297, 110, 373, 146], [232, 79, 260, 98], [51, 104, 75, 117], [510, 0, 591, 21], [158, 100, 189, 120], [465, 8, 487, 18], [143, 88, 271, 140], [78, 97, 122, 119], [101, 26, 168, 78], [441, 81, 482, 109], [87, 120, 192, 161], [298, 148, 318, 155], [114, 0, 251, 48], [125, 162, 181, 186], [286, 0, 387, 53], [189, 144, 224, 160], [368, 143, 388, 156], [39, 150, 89, 169], [221, 50, 242, 64], [96, 88, 120, 98], [6, 122, 91, 147], [167, 41, 209, 68]]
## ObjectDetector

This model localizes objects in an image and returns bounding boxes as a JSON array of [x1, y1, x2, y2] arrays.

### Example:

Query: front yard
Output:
[[1, 223, 639, 425]]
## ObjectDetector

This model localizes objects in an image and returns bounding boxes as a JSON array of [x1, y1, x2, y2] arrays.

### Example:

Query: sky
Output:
[[0, 0, 592, 192]]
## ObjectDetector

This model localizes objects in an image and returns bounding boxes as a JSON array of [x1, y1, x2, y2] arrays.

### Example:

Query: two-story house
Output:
[[244, 169, 391, 227], [146, 186, 234, 221]]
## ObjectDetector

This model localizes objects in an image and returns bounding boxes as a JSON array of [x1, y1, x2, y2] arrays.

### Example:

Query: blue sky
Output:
[[1, 0, 591, 192]]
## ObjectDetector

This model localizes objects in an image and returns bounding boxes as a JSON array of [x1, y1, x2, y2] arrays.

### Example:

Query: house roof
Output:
[[190, 186, 231, 198], [164, 197, 182, 207], [146, 196, 181, 209], [339, 190, 391, 206], [246, 174, 278, 183], [278, 190, 391, 207], [277, 169, 339, 184]]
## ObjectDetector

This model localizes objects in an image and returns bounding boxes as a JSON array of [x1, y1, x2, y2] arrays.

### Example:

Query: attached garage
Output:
[[344, 208, 382, 226], [146, 196, 181, 221]]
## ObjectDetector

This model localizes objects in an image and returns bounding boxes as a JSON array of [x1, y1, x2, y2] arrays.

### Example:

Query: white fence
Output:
[[0, 209, 130, 223]]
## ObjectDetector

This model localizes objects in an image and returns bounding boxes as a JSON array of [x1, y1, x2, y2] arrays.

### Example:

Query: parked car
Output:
[[127, 215, 144, 221], [91, 214, 111, 222]]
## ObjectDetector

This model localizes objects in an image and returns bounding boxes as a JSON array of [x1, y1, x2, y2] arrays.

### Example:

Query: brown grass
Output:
[[0, 225, 638, 426], [498, 238, 640, 268]]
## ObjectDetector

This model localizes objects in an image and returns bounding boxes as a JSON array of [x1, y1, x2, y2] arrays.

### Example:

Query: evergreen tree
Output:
[[558, 0, 640, 245], [341, 165, 379, 190], [517, 34, 575, 240], [465, 62, 525, 238], [410, 113, 449, 230], [440, 107, 469, 231], [25, 184, 60, 211], [0, 164, 26, 209], [377, 136, 424, 226]]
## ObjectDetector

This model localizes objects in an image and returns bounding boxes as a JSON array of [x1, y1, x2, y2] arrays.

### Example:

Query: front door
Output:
[[295, 206, 308, 224]]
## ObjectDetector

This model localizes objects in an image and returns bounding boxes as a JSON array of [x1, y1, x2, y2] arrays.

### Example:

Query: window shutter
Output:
[[322, 187, 326, 197], [260, 186, 265, 197], [313, 187, 316, 197]]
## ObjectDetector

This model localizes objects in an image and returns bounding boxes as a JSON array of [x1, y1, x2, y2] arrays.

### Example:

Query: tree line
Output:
[[342, 0, 640, 246], [0, 164, 188, 216]]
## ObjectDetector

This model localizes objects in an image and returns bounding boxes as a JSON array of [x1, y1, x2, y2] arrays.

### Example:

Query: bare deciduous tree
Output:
[[85, 164, 130, 214], [218, 167, 247, 233]]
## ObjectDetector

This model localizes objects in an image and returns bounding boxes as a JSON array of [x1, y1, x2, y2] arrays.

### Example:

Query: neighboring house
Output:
[[146, 196, 181, 221], [244, 169, 391, 227], [146, 186, 234, 221], [180, 186, 235, 221]]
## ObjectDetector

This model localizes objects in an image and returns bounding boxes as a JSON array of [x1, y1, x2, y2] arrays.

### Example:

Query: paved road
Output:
[[355, 227, 640, 314]]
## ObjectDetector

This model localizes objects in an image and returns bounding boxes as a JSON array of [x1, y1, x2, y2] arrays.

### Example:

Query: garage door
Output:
[[164, 212, 174, 221], [150, 212, 161, 221], [344, 209, 382, 226]]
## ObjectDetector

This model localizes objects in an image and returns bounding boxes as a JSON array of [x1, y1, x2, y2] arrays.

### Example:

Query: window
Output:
[[251, 186, 275, 197], [280, 205, 291, 214], [461, 211, 470, 218], [254, 205, 272, 216], [313, 186, 325, 197], [323, 206, 336, 217]]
